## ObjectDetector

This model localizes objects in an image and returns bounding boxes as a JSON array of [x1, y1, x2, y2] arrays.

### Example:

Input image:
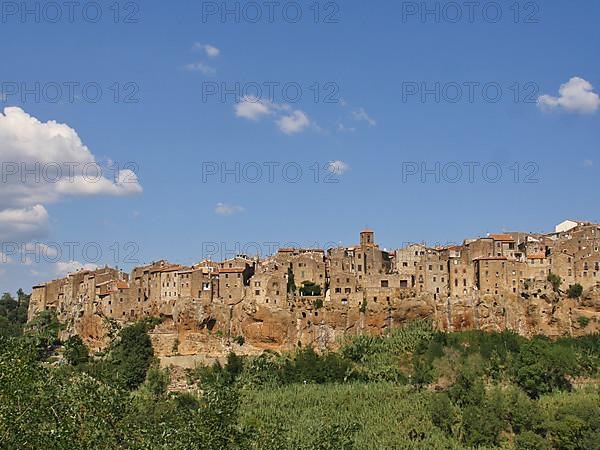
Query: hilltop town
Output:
[[28, 220, 600, 359]]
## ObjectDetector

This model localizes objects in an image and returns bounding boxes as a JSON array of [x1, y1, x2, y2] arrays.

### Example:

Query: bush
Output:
[[578, 316, 590, 328], [300, 281, 322, 297], [106, 321, 155, 390], [568, 283, 584, 299], [513, 338, 577, 399], [516, 431, 550, 450], [547, 273, 562, 292], [63, 335, 89, 366]]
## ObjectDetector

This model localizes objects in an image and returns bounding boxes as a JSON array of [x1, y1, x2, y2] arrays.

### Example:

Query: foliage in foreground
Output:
[[1, 309, 600, 449]]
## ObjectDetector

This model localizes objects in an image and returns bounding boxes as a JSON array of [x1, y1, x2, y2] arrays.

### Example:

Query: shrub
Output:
[[568, 283, 584, 299], [63, 335, 89, 366], [359, 299, 367, 313], [513, 338, 577, 399], [578, 316, 590, 328], [106, 321, 155, 390], [547, 273, 562, 292], [300, 281, 322, 297]]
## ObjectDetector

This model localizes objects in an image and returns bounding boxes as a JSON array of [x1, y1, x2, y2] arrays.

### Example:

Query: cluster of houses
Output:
[[28, 220, 600, 327]]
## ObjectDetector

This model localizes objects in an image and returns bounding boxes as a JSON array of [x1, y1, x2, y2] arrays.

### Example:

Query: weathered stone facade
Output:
[[28, 222, 600, 357]]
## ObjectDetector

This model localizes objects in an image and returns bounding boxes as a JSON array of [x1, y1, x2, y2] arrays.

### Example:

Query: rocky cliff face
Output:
[[91, 290, 600, 360], [44, 287, 600, 359]]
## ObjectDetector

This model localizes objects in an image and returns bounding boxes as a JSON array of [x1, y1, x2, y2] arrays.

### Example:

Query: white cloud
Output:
[[194, 42, 221, 58], [194, 43, 220, 58], [538, 77, 600, 114], [276, 111, 311, 135], [583, 159, 593, 168], [234, 97, 310, 135], [0, 107, 142, 241], [55, 260, 98, 277], [0, 205, 49, 241], [184, 61, 216, 76], [215, 203, 244, 216], [337, 123, 356, 132], [234, 97, 275, 120], [351, 107, 376, 126], [55, 169, 142, 196], [327, 160, 350, 175]]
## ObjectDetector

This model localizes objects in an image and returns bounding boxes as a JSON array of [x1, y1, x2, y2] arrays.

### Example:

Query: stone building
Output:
[[26, 220, 600, 354]]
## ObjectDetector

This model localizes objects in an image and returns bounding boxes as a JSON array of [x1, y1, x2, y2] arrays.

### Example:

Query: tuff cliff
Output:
[[41, 287, 600, 361]]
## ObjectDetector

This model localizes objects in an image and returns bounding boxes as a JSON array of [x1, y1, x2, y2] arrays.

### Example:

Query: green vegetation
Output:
[[547, 272, 563, 292], [568, 283, 584, 299], [359, 299, 367, 313], [578, 316, 591, 328], [2, 293, 600, 449], [0, 289, 30, 337], [286, 267, 296, 293], [63, 335, 89, 366], [299, 281, 321, 296]]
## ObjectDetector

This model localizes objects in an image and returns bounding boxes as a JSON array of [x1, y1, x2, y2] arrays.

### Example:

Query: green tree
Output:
[[514, 338, 577, 399], [287, 267, 297, 294], [568, 283, 584, 299], [25, 310, 62, 354], [547, 272, 562, 292], [64, 335, 89, 366], [300, 281, 322, 296], [106, 321, 155, 390]]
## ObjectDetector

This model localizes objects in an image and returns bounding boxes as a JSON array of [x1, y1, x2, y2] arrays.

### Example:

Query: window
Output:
[[381, 280, 389, 288]]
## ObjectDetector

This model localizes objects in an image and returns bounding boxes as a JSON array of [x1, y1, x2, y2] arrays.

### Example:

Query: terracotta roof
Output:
[[278, 248, 295, 252], [527, 254, 546, 259], [490, 234, 515, 242], [116, 281, 129, 289]]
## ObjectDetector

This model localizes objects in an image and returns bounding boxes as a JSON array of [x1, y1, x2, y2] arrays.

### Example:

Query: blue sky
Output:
[[0, 0, 599, 293]]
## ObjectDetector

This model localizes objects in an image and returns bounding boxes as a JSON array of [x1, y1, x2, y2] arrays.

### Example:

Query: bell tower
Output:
[[360, 228, 375, 247]]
